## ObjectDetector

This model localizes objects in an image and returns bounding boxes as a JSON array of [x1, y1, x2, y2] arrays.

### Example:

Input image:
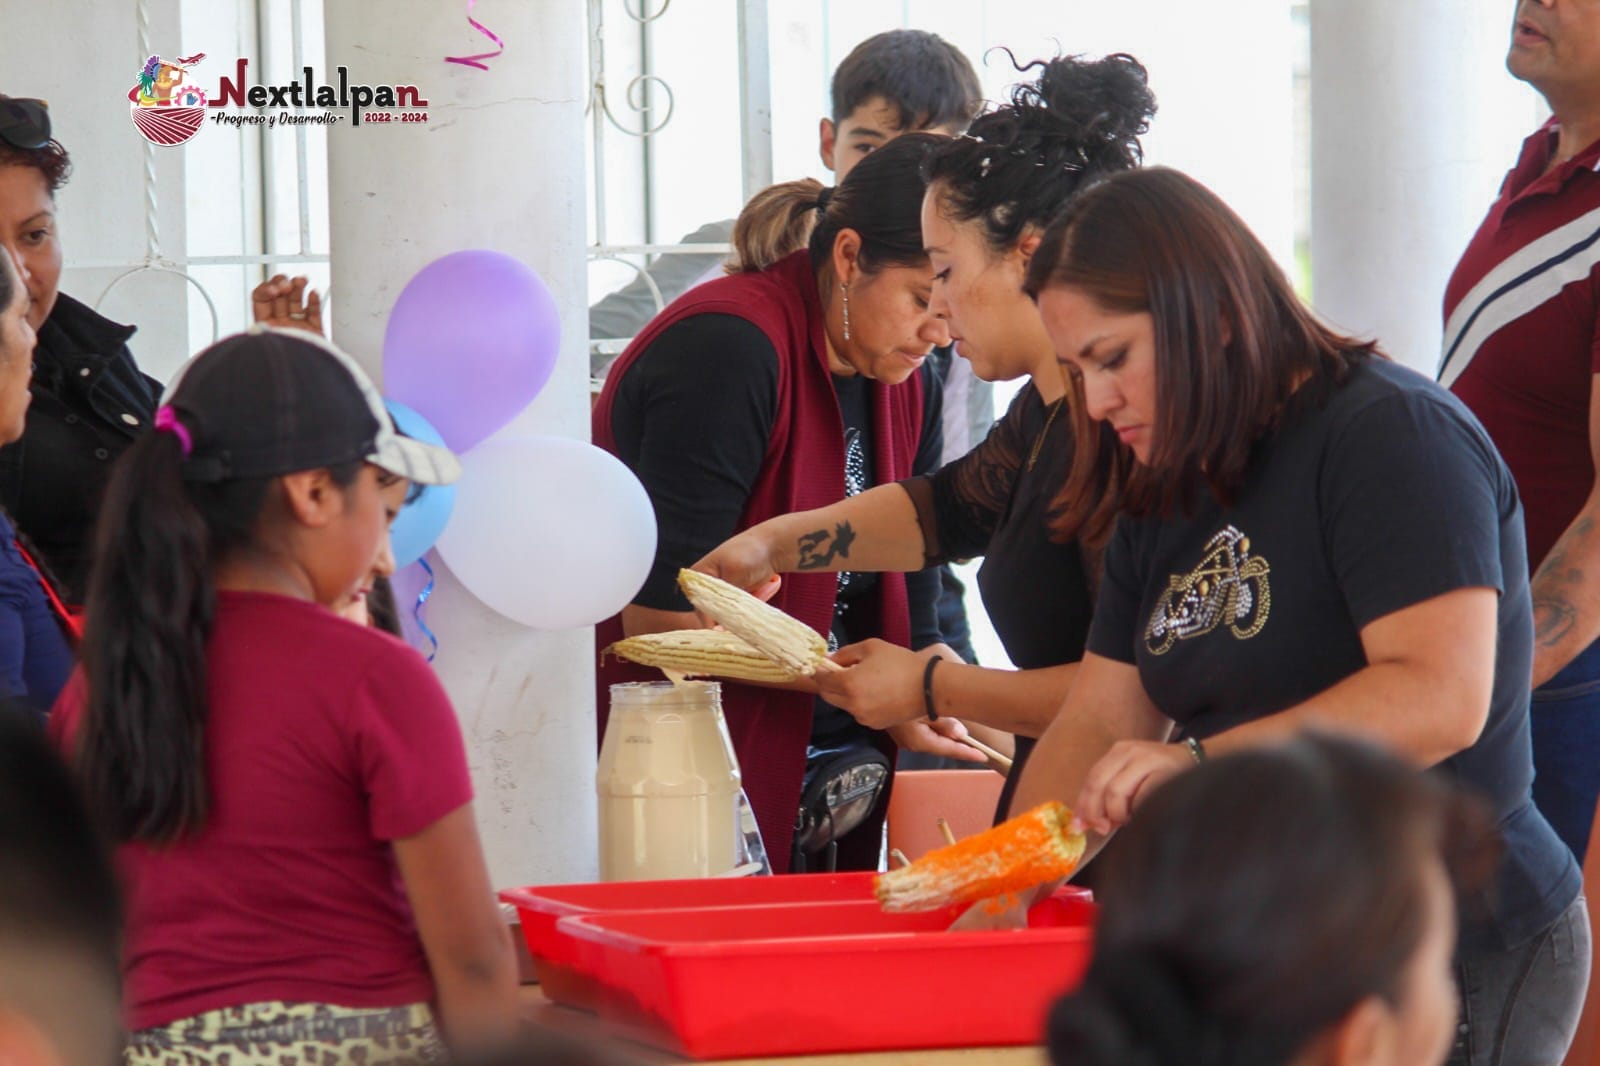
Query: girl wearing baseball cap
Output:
[[50, 327, 518, 1064]]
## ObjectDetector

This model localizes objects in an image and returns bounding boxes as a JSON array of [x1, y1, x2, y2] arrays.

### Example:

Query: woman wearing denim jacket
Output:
[[0, 96, 161, 604]]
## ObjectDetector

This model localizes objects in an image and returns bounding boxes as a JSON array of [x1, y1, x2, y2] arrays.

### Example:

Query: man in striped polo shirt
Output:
[[1444, 0, 1600, 864]]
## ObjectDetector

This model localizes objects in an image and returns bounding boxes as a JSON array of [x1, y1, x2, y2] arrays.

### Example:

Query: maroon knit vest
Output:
[[592, 250, 924, 871]]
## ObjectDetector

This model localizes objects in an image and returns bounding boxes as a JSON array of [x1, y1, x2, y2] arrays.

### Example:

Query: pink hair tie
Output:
[[153, 406, 193, 457]]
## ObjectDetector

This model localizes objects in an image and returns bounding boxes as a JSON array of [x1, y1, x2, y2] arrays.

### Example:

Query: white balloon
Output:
[[436, 435, 657, 630]]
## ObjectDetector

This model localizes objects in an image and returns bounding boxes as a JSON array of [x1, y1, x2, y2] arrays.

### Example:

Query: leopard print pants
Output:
[[125, 1001, 446, 1065]]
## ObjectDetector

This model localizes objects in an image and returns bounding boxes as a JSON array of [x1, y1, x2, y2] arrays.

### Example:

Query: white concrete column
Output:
[[2, 0, 191, 380], [324, 1, 596, 888], [1311, 0, 1545, 374]]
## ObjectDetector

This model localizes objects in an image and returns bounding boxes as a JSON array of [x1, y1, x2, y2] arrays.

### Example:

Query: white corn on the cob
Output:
[[604, 629, 803, 683], [677, 569, 829, 675]]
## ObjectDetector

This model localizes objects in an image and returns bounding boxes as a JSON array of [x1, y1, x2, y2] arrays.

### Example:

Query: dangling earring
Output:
[[841, 281, 851, 341]]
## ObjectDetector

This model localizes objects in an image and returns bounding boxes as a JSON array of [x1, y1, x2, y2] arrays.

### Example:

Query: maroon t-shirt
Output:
[[51, 591, 473, 1030], [1444, 121, 1600, 570]]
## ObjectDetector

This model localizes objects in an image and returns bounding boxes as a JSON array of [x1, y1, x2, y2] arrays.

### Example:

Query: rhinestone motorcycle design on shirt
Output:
[[1145, 525, 1272, 655]]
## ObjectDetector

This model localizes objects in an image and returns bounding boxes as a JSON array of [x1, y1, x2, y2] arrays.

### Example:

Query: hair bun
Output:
[[1047, 948, 1209, 1066], [923, 52, 1155, 258], [1005, 52, 1157, 174], [1047, 984, 1162, 1066]]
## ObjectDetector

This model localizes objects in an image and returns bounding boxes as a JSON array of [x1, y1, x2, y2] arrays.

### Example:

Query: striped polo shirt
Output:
[[1443, 122, 1600, 570]]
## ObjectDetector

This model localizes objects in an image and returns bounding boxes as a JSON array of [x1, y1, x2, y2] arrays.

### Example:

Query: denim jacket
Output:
[[0, 293, 160, 602]]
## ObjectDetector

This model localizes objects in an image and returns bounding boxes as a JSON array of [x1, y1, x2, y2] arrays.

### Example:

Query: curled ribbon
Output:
[[445, 0, 505, 72], [414, 557, 440, 662]]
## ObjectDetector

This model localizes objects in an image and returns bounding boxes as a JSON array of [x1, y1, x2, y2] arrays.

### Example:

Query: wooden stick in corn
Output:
[[605, 630, 803, 683], [874, 801, 1086, 913], [678, 568, 829, 675]]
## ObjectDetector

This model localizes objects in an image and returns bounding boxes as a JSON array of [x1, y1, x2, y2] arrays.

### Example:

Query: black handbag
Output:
[[791, 739, 890, 873]]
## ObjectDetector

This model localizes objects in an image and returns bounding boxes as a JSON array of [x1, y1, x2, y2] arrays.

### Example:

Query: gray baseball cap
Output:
[[159, 325, 461, 486]]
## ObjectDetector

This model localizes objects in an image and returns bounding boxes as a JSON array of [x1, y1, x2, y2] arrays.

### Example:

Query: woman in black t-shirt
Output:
[[696, 55, 1157, 818], [1014, 167, 1585, 1066]]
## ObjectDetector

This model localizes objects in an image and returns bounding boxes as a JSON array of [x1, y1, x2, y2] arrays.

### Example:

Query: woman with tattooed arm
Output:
[[696, 54, 1157, 820]]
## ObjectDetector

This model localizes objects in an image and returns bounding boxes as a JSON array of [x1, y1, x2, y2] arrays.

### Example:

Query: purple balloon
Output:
[[383, 250, 560, 452]]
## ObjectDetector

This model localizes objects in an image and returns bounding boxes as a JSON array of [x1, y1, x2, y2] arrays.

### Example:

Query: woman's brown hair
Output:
[[1026, 167, 1380, 534], [727, 178, 827, 275]]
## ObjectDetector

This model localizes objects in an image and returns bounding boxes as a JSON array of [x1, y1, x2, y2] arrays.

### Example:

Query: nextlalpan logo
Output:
[[129, 54, 430, 147], [129, 54, 208, 145]]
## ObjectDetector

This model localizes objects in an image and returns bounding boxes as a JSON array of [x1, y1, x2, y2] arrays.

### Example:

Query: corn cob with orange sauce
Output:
[[874, 801, 1086, 913]]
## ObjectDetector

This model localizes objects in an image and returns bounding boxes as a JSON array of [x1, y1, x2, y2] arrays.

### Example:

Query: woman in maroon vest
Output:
[[592, 134, 965, 872]]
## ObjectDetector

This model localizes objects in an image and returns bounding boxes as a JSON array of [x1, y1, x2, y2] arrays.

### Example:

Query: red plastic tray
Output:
[[558, 892, 1097, 1059], [500, 873, 881, 1009]]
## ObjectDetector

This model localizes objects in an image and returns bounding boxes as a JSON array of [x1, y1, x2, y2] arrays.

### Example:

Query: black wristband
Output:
[[922, 656, 941, 722]]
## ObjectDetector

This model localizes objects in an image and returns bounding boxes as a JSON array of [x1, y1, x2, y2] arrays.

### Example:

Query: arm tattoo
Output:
[[1530, 515, 1594, 650], [1534, 598, 1579, 649], [796, 521, 858, 570]]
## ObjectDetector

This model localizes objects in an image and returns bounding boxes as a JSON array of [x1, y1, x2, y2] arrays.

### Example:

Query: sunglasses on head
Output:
[[0, 98, 51, 151]]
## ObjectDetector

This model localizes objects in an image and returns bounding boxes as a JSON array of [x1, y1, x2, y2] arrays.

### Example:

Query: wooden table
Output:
[[521, 987, 1047, 1065]]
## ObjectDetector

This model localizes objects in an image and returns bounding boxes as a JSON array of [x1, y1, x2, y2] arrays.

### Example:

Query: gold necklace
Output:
[[1026, 396, 1067, 472]]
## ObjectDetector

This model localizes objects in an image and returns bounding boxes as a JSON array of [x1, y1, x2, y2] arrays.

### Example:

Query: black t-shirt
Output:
[[611, 313, 946, 741], [813, 372, 886, 742], [1088, 357, 1579, 953], [829, 371, 882, 650], [612, 315, 780, 610], [906, 384, 1096, 817]]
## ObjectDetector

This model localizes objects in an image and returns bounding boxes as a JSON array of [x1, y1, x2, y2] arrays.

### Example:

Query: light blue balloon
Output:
[[385, 399, 458, 569]]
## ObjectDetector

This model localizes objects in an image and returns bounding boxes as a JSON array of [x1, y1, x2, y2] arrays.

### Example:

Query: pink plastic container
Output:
[[558, 892, 1097, 1059]]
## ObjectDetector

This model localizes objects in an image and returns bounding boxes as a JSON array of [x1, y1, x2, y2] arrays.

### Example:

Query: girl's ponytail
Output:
[[75, 430, 270, 843]]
